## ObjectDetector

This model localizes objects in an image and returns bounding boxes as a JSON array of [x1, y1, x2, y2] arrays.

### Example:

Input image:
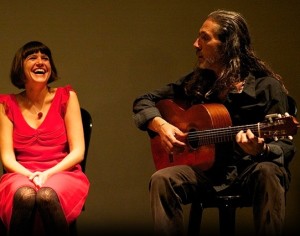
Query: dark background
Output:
[[0, 0, 299, 235]]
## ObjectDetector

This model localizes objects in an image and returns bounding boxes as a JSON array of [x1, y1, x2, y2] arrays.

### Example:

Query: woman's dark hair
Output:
[[10, 41, 59, 89], [185, 10, 287, 99]]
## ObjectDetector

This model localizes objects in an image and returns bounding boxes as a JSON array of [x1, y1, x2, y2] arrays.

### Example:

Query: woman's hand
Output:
[[28, 171, 49, 189], [236, 129, 266, 156]]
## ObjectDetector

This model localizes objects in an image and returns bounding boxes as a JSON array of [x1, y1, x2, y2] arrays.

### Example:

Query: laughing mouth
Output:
[[33, 69, 46, 74]]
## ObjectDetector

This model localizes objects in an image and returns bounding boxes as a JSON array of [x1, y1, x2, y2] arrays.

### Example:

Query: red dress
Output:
[[0, 85, 90, 228]]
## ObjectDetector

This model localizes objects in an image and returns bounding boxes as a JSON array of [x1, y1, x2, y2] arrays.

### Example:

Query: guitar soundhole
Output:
[[187, 128, 199, 150]]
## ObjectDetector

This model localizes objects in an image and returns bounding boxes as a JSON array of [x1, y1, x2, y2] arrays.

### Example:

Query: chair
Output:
[[78, 108, 93, 174], [0, 108, 93, 236], [69, 108, 93, 236], [188, 96, 297, 236]]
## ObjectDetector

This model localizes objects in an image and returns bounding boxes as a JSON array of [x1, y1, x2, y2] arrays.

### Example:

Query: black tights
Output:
[[9, 187, 35, 236], [9, 186, 69, 236]]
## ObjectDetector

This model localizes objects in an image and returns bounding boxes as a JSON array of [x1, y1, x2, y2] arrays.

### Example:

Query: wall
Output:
[[0, 0, 299, 235]]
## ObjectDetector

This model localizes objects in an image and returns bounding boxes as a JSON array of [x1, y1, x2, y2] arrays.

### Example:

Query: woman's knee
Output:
[[36, 187, 59, 206], [13, 186, 36, 206]]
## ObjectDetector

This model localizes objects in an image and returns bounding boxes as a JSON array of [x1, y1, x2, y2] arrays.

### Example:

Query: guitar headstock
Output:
[[260, 113, 299, 140]]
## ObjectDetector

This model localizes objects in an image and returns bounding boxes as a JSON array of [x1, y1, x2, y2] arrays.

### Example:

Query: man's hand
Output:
[[236, 129, 266, 156], [148, 117, 186, 154], [157, 122, 186, 154]]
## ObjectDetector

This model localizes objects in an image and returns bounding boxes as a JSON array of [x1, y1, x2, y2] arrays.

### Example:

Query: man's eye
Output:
[[201, 35, 209, 41], [198, 32, 210, 42]]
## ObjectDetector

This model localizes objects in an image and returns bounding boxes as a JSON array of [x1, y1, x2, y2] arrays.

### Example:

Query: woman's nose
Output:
[[36, 57, 43, 65]]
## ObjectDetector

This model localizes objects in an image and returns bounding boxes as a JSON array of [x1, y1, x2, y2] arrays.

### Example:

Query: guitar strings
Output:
[[186, 123, 262, 144], [187, 123, 260, 137]]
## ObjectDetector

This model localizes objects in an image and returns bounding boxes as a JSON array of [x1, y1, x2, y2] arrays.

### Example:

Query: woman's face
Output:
[[23, 51, 51, 85]]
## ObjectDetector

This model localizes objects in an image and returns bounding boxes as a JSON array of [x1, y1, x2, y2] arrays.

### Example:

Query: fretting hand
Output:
[[236, 129, 266, 156]]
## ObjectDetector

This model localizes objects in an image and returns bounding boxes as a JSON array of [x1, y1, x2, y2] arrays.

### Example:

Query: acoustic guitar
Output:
[[150, 99, 299, 170]]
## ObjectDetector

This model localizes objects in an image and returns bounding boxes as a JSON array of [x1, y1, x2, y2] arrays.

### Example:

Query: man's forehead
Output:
[[199, 19, 220, 36]]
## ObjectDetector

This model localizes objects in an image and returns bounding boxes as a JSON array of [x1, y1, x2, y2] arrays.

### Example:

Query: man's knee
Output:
[[253, 162, 287, 190], [254, 162, 281, 177]]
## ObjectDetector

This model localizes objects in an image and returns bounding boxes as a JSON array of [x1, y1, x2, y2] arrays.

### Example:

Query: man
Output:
[[133, 10, 296, 235]]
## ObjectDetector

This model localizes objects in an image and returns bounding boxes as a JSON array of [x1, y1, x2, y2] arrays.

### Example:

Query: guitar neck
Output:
[[152, 100, 298, 170], [156, 99, 298, 147], [188, 123, 259, 145]]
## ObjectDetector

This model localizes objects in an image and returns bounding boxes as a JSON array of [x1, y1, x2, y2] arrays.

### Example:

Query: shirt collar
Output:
[[228, 73, 256, 98]]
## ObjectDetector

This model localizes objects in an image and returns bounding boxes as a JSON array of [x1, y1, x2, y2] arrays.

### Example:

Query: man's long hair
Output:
[[185, 10, 287, 99]]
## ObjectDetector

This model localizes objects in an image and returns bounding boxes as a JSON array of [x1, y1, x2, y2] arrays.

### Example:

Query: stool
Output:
[[188, 193, 252, 236]]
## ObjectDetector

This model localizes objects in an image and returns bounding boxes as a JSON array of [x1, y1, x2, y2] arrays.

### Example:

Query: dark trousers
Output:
[[149, 162, 287, 236]]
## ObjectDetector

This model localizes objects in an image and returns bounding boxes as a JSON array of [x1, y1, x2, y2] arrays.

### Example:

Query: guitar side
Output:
[[150, 100, 232, 170]]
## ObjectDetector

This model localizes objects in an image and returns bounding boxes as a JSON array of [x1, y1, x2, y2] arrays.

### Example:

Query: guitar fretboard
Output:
[[187, 123, 260, 145]]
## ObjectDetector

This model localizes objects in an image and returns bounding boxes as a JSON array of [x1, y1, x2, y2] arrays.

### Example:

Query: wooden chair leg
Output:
[[188, 201, 204, 236], [218, 204, 237, 236], [0, 219, 7, 236], [69, 220, 78, 236]]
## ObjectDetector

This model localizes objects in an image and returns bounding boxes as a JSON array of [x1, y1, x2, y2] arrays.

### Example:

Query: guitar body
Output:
[[151, 99, 232, 170]]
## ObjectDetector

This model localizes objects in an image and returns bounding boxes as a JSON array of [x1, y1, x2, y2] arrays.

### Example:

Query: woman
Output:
[[0, 41, 90, 236]]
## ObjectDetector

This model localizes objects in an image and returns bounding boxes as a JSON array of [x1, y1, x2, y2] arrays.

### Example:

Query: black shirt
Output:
[[133, 70, 296, 185]]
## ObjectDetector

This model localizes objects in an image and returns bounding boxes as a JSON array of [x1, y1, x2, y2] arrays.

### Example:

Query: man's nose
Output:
[[193, 38, 200, 49]]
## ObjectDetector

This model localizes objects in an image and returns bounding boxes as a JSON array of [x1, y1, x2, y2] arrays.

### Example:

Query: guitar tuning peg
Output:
[[288, 135, 293, 140], [274, 136, 279, 141], [265, 114, 276, 123], [285, 112, 290, 117]]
